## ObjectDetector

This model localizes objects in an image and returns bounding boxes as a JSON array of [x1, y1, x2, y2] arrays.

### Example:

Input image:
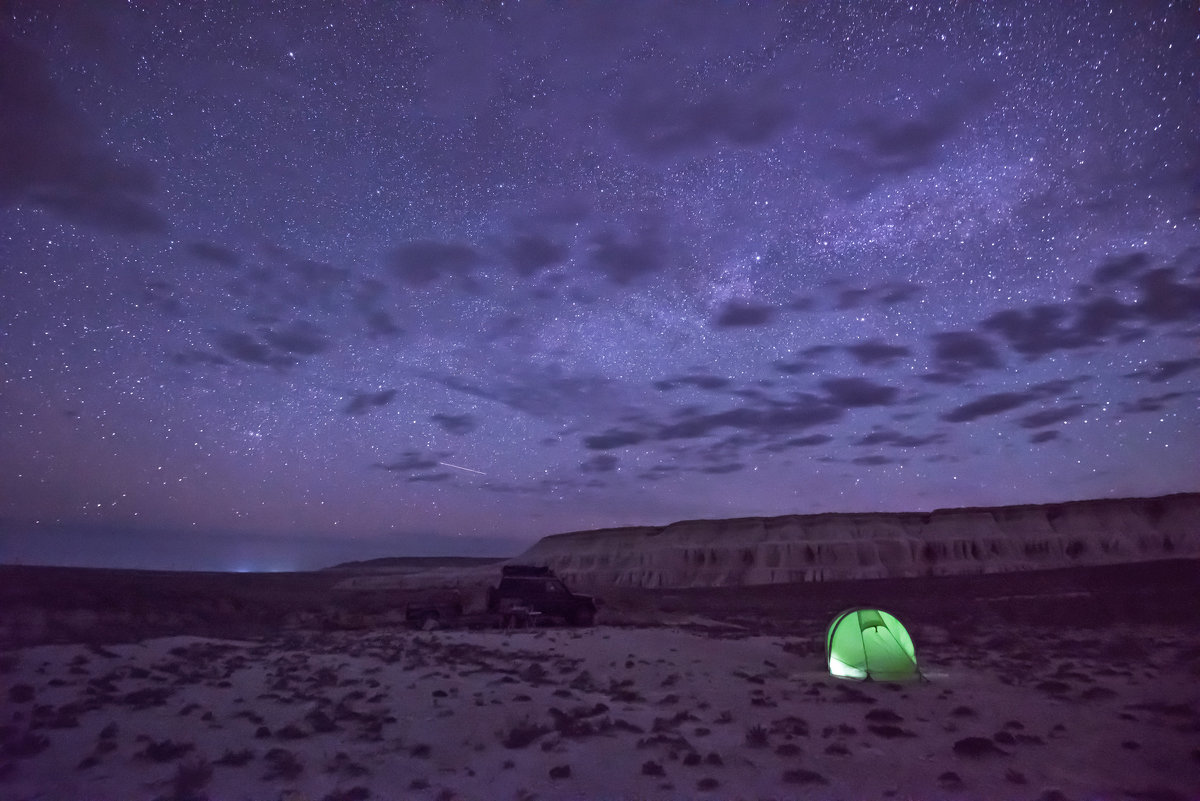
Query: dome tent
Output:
[[826, 608, 919, 681]]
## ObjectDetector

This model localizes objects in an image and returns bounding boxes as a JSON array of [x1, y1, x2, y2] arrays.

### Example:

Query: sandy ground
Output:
[[2, 621, 1198, 801]]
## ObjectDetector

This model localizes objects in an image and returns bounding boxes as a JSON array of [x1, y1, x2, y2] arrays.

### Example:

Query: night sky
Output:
[[2, 2, 1198, 571]]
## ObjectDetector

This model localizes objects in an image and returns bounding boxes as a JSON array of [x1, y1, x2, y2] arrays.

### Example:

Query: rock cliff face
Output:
[[516, 494, 1200, 589]]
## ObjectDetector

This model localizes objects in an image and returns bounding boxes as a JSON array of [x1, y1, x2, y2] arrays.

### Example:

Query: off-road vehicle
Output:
[[486, 564, 597, 626]]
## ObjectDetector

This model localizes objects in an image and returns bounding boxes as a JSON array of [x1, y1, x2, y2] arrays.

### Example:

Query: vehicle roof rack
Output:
[[501, 564, 553, 577]]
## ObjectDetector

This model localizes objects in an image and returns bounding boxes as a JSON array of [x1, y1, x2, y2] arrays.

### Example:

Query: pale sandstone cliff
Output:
[[514, 494, 1200, 589]]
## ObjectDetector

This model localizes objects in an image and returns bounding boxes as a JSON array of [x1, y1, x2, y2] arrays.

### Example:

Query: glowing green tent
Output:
[[826, 608, 919, 681]]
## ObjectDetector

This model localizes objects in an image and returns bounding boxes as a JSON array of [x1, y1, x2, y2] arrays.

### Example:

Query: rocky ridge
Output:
[[514, 494, 1200, 589]]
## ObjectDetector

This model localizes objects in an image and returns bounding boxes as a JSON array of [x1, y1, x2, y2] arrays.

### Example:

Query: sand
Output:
[[3, 620, 1198, 801]]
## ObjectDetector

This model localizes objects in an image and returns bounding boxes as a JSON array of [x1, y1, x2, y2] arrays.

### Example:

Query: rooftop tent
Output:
[[826, 608, 919, 681]]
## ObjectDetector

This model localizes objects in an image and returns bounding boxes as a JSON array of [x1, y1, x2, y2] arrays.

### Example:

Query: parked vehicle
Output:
[[404, 565, 598, 629], [486, 565, 598, 626]]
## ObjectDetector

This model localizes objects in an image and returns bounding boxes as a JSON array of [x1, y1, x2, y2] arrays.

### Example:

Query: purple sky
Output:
[[1, 2, 1197, 571]]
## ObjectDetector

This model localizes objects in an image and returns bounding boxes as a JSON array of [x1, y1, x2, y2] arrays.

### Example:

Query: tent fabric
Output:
[[826, 608, 918, 681]]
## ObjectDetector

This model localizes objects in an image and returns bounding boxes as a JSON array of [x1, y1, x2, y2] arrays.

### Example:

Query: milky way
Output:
[[1, 2, 1197, 570]]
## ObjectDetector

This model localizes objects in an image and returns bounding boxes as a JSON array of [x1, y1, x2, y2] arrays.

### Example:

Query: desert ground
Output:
[[2, 560, 1198, 801]]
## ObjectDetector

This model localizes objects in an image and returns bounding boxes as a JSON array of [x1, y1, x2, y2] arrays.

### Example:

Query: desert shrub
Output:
[[172, 758, 213, 798], [782, 768, 827, 785], [136, 739, 194, 762], [501, 719, 551, 749], [214, 748, 254, 767], [744, 724, 769, 748], [263, 748, 303, 780]]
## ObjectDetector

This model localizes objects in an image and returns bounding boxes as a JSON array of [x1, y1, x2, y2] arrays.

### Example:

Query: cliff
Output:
[[514, 494, 1200, 589]]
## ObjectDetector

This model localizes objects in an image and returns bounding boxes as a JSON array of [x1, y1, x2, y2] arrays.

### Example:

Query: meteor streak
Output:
[[438, 461, 486, 475]]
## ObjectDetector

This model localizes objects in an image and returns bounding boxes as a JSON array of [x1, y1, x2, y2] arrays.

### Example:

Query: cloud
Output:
[[1120, 392, 1186, 414], [1030, 431, 1060, 444], [613, 82, 792, 157], [504, 233, 568, 276], [1092, 252, 1151, 284], [436, 365, 617, 420], [652, 374, 731, 392], [925, 330, 1003, 382], [854, 428, 945, 448], [185, 242, 240, 268], [845, 340, 912, 366], [761, 433, 833, 452], [583, 429, 647, 450], [713, 301, 774, 328], [0, 35, 167, 234], [207, 321, 329, 369], [588, 227, 665, 285], [430, 413, 477, 434], [579, 454, 618, 473], [834, 82, 992, 178], [408, 472, 453, 483], [261, 321, 329, 356], [941, 391, 1036, 423], [372, 451, 440, 472], [344, 389, 397, 416], [820, 378, 899, 408], [387, 240, 483, 287], [1126, 358, 1200, 384], [1016, 405, 1088, 429], [214, 331, 296, 369]]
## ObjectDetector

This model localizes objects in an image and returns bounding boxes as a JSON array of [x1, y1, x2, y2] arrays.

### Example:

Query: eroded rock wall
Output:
[[516, 494, 1200, 589]]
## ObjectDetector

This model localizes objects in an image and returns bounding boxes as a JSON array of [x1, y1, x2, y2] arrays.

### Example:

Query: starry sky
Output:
[[2, 2, 1198, 571]]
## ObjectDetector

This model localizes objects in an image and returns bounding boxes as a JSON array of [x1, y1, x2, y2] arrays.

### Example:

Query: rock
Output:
[[512, 494, 1200, 588]]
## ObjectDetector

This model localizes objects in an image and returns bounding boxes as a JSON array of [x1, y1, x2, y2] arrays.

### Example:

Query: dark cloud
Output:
[[588, 227, 665, 285], [1134, 267, 1200, 325], [1092, 252, 1151, 284], [344, 389, 397, 416], [941, 391, 1035, 423], [504, 233, 568, 277], [408, 472, 452, 483], [214, 331, 296, 369], [583, 429, 647, 450], [652, 375, 731, 392], [430, 413, 477, 434], [854, 428, 946, 448], [262, 321, 329, 356], [982, 305, 1090, 359], [701, 462, 744, 474], [852, 455, 894, 466], [171, 350, 231, 368], [613, 82, 792, 157], [1120, 392, 1186, 414], [438, 366, 615, 420], [1126, 358, 1200, 383], [0, 35, 167, 234], [579, 454, 618, 473], [363, 309, 403, 338], [820, 378, 899, 408], [656, 394, 843, 442], [845, 340, 912, 366], [925, 330, 1003, 382], [713, 301, 774, 328], [762, 433, 833, 452], [372, 451, 440, 472], [387, 240, 483, 287], [185, 242, 240, 268], [834, 82, 992, 177], [1030, 431, 1060, 444], [1017, 405, 1088, 429]]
